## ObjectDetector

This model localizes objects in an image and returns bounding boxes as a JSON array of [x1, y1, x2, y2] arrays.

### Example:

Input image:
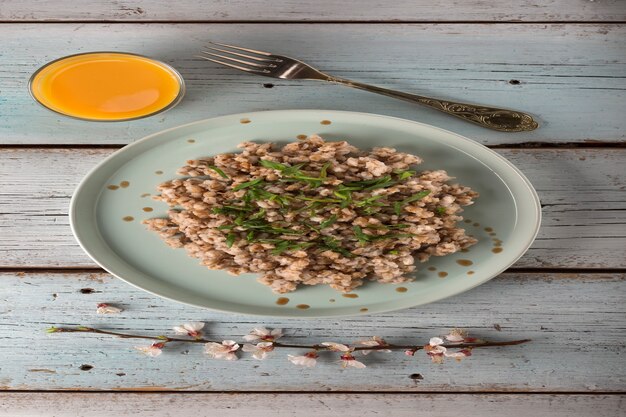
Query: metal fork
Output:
[[198, 42, 537, 132]]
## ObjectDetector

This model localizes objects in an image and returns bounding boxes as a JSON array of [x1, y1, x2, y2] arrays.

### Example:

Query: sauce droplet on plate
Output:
[[473, 222, 480, 227], [396, 287, 408, 293], [276, 297, 289, 305], [122, 216, 134, 222], [187, 139, 195, 143], [240, 118, 251, 124], [120, 181, 130, 188], [464, 219, 472, 223], [140, 193, 151, 198], [296, 304, 310, 310], [427, 266, 437, 271], [297, 134, 307, 140], [484, 227, 494, 232], [155, 171, 163, 175], [438, 271, 448, 278], [329, 299, 335, 303], [142, 207, 153, 212], [320, 120, 332, 125], [467, 270, 475, 275], [360, 308, 369, 312], [492, 247, 503, 254], [456, 259, 473, 266], [342, 293, 359, 298], [107, 185, 119, 190]]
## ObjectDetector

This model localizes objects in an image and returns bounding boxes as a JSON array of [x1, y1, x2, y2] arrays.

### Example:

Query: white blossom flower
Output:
[[358, 336, 392, 355], [321, 342, 351, 352], [204, 340, 239, 360], [444, 348, 473, 362], [425, 337, 447, 363], [445, 328, 467, 344], [173, 322, 205, 338], [242, 341, 275, 360], [135, 342, 164, 357], [243, 327, 283, 342], [288, 351, 318, 368], [340, 353, 366, 369], [96, 303, 123, 315]]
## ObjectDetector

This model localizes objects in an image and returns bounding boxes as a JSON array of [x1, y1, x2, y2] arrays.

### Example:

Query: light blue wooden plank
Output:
[[2, 0, 625, 22], [2, 148, 624, 268], [0, 23, 624, 145], [0, 393, 624, 416], [0, 271, 623, 391]]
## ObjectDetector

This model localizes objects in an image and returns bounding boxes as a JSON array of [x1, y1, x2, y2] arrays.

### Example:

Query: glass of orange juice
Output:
[[29, 52, 185, 122]]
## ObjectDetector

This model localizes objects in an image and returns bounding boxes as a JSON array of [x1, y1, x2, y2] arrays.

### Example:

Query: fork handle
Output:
[[327, 77, 538, 132]]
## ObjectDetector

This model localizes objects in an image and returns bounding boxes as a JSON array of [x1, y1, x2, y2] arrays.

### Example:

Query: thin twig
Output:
[[49, 327, 530, 351]]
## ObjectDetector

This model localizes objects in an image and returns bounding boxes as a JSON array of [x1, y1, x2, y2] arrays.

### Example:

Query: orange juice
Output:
[[29, 52, 184, 121]]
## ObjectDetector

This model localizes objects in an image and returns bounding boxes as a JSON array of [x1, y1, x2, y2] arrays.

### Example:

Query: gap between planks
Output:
[[2, 267, 626, 274], [2, 390, 625, 394], [0, 142, 624, 150], [2, 20, 626, 24]]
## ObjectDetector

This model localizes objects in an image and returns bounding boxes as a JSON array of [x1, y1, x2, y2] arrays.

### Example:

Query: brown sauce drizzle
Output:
[[119, 181, 130, 188], [396, 287, 408, 293], [342, 293, 359, 298], [456, 259, 473, 267], [155, 170, 163, 175], [107, 185, 119, 190], [484, 227, 494, 232], [492, 247, 503, 254], [276, 297, 289, 305], [297, 134, 307, 140], [427, 266, 437, 271], [320, 120, 332, 125], [467, 270, 475, 275], [122, 216, 134, 222], [360, 308, 369, 312], [329, 299, 336, 303], [296, 304, 310, 309], [473, 222, 480, 227], [142, 207, 153, 212], [240, 118, 251, 124], [489, 232, 497, 236], [464, 219, 472, 223], [140, 193, 151, 198], [187, 139, 195, 143], [438, 271, 448, 278]]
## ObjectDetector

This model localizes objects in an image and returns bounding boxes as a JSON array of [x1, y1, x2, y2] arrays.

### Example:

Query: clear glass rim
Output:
[[28, 51, 186, 123]]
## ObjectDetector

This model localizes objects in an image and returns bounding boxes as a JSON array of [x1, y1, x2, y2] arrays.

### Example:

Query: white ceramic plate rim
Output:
[[70, 110, 541, 318]]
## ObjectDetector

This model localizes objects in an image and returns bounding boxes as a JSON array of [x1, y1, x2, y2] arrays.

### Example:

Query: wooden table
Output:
[[1, 1, 625, 415]]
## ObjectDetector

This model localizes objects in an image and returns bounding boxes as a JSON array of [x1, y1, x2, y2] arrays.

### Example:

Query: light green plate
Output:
[[70, 110, 541, 317]]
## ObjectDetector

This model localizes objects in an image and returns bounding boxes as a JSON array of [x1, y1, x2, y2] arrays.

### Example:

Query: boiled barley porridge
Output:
[[144, 135, 478, 293]]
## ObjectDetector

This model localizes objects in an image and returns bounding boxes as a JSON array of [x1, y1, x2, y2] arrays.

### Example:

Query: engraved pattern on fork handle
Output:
[[327, 77, 538, 132]]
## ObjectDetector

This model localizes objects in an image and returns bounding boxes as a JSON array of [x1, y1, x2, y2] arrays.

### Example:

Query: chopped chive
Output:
[[216, 224, 234, 230], [226, 233, 236, 247], [435, 206, 447, 215], [207, 165, 229, 179], [394, 170, 416, 181], [394, 190, 431, 215], [319, 214, 338, 229], [246, 230, 255, 242], [353, 225, 370, 245], [387, 250, 399, 255], [233, 178, 264, 191], [260, 160, 288, 171], [320, 162, 331, 178]]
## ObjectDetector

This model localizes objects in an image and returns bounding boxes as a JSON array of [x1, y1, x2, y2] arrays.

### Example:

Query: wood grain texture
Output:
[[1, 23, 624, 145], [0, 271, 624, 391], [1, 148, 624, 269], [0, 393, 624, 417], [2, 0, 625, 22]]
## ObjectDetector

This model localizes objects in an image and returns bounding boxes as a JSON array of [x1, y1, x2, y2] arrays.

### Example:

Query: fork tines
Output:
[[197, 42, 281, 73]]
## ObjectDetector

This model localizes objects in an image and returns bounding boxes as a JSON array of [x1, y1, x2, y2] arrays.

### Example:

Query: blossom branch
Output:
[[47, 325, 529, 366]]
